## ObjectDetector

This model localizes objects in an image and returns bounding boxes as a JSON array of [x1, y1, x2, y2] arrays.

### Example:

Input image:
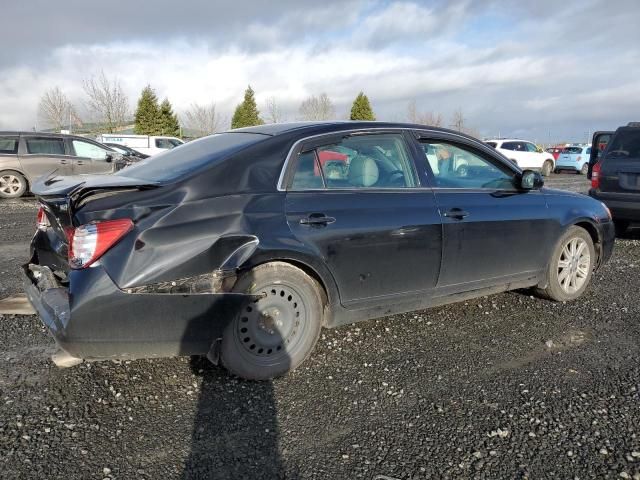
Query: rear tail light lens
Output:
[[68, 219, 133, 269], [576, 156, 582, 162], [36, 207, 50, 231], [591, 162, 601, 189]]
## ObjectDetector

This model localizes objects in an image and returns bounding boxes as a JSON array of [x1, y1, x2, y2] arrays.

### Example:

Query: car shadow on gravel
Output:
[[181, 357, 285, 479]]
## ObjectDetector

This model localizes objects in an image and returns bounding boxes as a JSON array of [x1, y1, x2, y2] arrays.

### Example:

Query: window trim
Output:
[[278, 128, 452, 191]]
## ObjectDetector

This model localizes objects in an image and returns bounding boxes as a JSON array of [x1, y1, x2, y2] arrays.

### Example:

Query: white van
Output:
[[96, 134, 184, 156]]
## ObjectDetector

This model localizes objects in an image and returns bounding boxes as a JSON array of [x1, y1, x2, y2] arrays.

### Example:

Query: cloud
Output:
[[1, 0, 639, 141]]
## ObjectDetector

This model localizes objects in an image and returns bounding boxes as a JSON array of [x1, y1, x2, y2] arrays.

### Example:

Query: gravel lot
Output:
[[1, 174, 639, 479]]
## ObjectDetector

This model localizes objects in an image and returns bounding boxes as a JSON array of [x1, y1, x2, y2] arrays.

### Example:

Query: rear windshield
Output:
[[562, 147, 582, 154], [605, 129, 640, 160], [116, 132, 267, 182]]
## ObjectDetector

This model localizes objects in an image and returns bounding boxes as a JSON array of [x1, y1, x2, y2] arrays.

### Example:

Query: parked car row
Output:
[[0, 132, 184, 198], [24, 121, 615, 379]]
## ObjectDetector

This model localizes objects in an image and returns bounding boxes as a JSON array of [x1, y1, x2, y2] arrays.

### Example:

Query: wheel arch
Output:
[[572, 219, 602, 263]]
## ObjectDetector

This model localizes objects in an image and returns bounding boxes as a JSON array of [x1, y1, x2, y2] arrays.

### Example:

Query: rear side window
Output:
[[118, 132, 266, 182], [25, 137, 65, 155], [605, 130, 640, 160], [485, 142, 497, 148], [501, 142, 519, 150], [288, 133, 417, 190], [0, 136, 18, 154]]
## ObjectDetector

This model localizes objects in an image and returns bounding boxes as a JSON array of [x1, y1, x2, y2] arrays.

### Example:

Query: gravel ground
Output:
[[1, 174, 639, 479]]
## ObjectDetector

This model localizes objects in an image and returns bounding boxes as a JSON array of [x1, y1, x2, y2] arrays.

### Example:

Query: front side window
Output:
[[0, 136, 18, 154], [25, 137, 65, 155], [288, 133, 417, 190], [420, 140, 515, 189], [525, 142, 538, 153], [72, 140, 109, 159]]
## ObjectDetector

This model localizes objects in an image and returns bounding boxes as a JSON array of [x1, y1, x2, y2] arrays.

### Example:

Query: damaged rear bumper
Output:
[[23, 261, 255, 362]]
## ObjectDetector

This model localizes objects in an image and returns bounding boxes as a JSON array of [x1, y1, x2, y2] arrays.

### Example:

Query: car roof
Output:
[[225, 121, 477, 140]]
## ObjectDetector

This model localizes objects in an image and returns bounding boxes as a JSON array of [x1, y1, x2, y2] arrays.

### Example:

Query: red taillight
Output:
[[576, 156, 582, 162], [68, 219, 133, 269], [36, 206, 50, 231], [591, 162, 601, 189]]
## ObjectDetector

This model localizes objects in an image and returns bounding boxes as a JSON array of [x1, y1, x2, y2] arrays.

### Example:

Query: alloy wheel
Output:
[[0, 174, 22, 196], [557, 237, 591, 294]]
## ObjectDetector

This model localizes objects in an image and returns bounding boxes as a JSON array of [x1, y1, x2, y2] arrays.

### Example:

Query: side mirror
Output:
[[105, 153, 113, 163], [518, 169, 544, 190]]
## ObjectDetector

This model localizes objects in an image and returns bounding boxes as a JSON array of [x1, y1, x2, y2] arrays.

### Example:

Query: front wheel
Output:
[[535, 226, 595, 302], [541, 160, 553, 177], [220, 262, 324, 380]]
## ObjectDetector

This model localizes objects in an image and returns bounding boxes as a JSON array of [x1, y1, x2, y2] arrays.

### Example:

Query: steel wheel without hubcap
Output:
[[557, 237, 591, 294], [220, 262, 323, 380], [234, 283, 308, 364], [0, 174, 23, 197]]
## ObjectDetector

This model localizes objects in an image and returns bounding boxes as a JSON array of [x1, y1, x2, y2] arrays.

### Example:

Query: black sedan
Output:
[[24, 122, 615, 380]]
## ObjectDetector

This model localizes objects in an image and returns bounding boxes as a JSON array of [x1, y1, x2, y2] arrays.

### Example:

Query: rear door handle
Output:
[[300, 214, 336, 226], [443, 208, 470, 220]]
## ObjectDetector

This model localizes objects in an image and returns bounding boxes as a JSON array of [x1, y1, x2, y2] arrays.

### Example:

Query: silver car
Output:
[[0, 132, 128, 198]]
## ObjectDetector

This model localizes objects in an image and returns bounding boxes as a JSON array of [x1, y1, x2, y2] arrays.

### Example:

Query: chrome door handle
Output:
[[300, 214, 336, 226]]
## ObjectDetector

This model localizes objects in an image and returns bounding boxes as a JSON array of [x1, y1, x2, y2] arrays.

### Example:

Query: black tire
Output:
[[535, 226, 595, 302], [614, 220, 630, 236], [220, 262, 324, 380], [0, 170, 27, 198], [541, 161, 553, 177], [579, 163, 589, 175]]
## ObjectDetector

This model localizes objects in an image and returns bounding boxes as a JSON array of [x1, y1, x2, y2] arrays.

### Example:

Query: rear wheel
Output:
[[0, 171, 27, 198], [579, 163, 588, 175], [541, 160, 553, 177], [536, 226, 595, 302], [220, 262, 324, 380]]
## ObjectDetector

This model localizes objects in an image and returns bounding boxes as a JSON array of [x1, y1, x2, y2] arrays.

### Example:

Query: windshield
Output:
[[605, 129, 640, 159], [117, 132, 267, 182]]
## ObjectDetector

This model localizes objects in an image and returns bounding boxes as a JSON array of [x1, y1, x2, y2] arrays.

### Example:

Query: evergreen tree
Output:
[[134, 85, 161, 135], [231, 85, 264, 128], [350, 92, 376, 121], [159, 98, 180, 136]]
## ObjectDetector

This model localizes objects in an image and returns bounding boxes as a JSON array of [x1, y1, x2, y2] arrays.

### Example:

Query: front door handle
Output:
[[300, 214, 336, 226], [59, 159, 68, 165], [443, 208, 470, 220]]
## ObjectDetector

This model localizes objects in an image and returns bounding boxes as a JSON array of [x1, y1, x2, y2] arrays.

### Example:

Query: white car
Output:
[[95, 134, 184, 156], [485, 139, 555, 176]]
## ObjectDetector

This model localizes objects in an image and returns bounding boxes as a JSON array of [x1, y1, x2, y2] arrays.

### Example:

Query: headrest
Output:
[[348, 155, 379, 187]]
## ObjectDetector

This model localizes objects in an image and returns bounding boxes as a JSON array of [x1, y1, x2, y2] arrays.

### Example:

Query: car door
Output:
[[414, 133, 556, 291], [524, 142, 544, 168], [18, 135, 73, 181], [283, 130, 442, 308], [587, 131, 613, 179], [69, 138, 116, 175]]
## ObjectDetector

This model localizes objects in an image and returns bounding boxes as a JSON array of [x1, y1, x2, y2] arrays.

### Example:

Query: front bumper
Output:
[[23, 261, 252, 361], [590, 190, 640, 222]]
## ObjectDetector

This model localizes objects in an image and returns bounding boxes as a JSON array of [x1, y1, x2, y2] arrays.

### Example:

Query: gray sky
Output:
[[2, 0, 639, 142]]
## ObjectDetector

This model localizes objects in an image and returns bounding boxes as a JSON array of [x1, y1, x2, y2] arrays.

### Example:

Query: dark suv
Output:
[[589, 123, 640, 234], [0, 132, 128, 198]]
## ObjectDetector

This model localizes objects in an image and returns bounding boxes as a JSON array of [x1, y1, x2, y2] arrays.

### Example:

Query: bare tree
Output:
[[450, 108, 465, 132], [38, 87, 75, 131], [299, 93, 335, 121], [83, 71, 129, 133], [182, 102, 222, 137], [406, 100, 443, 127], [265, 96, 283, 124]]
